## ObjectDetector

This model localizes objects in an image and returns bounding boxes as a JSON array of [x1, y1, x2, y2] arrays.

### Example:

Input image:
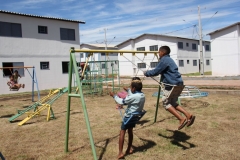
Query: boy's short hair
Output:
[[131, 80, 142, 91], [159, 46, 171, 55], [14, 70, 18, 73], [132, 77, 141, 81]]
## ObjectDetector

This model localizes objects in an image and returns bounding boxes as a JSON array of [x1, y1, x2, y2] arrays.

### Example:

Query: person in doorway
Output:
[[144, 45, 195, 130], [109, 78, 145, 159]]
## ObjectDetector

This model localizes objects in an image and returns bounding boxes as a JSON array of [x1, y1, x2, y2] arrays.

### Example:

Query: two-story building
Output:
[[0, 10, 85, 95], [116, 33, 211, 76], [208, 22, 240, 76]]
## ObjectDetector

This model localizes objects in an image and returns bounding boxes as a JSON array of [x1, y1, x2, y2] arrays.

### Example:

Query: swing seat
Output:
[[123, 110, 146, 125]]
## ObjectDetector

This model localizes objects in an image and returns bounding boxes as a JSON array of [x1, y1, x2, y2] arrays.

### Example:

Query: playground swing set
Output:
[[0, 66, 40, 102]]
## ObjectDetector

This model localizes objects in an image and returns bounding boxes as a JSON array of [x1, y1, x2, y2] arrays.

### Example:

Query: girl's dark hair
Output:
[[14, 70, 18, 73], [132, 77, 141, 81]]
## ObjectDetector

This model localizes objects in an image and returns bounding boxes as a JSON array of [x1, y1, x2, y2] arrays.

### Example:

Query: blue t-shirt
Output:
[[145, 55, 183, 85], [114, 89, 145, 117]]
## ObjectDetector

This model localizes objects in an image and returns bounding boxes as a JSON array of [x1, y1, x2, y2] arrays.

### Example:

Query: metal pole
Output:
[[32, 68, 34, 102], [72, 52, 98, 160], [198, 6, 204, 75], [104, 28, 107, 62], [65, 48, 74, 153], [154, 85, 161, 123]]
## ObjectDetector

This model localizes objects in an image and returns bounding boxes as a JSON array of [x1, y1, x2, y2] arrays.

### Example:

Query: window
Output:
[[136, 47, 145, 51], [80, 53, 84, 58], [62, 61, 69, 73], [206, 60, 210, 65], [40, 62, 49, 70], [149, 45, 158, 51], [205, 45, 210, 51], [192, 43, 197, 50], [193, 60, 197, 66], [178, 42, 183, 49], [101, 53, 105, 56], [2, 62, 24, 77], [102, 64, 106, 69], [150, 62, 158, 68], [137, 63, 146, 68], [60, 28, 75, 41], [186, 43, 189, 47], [179, 60, 184, 67], [0, 21, 22, 37], [187, 60, 189, 64], [38, 26, 48, 34]]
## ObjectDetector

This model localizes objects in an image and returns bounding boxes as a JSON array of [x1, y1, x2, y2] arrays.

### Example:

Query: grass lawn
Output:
[[0, 88, 240, 160]]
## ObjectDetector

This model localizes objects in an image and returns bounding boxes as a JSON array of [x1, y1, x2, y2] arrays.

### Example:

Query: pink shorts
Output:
[[117, 91, 127, 98]]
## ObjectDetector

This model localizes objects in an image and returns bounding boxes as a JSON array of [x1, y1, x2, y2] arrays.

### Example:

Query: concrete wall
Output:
[[210, 25, 240, 76], [0, 13, 81, 95]]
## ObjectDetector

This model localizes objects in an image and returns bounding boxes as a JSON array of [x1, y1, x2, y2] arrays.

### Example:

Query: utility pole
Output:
[[104, 28, 107, 61], [198, 6, 204, 75]]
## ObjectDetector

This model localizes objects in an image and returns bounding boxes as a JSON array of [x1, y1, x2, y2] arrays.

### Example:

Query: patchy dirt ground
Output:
[[0, 89, 240, 160]]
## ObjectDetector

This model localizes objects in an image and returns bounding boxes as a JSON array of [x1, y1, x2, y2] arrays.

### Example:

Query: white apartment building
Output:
[[208, 22, 240, 76], [116, 34, 211, 76], [0, 10, 85, 95]]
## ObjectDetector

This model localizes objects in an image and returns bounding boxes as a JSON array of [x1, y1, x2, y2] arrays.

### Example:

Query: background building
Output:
[[116, 34, 211, 76], [0, 10, 85, 95], [208, 22, 240, 76]]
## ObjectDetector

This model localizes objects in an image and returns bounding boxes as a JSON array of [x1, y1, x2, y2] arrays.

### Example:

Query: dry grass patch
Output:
[[0, 89, 240, 159]]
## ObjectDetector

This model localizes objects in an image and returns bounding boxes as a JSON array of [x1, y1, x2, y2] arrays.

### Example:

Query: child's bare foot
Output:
[[117, 153, 125, 159], [22, 84, 25, 88], [125, 148, 133, 155]]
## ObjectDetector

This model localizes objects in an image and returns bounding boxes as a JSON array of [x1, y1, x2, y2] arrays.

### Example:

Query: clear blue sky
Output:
[[1, 0, 240, 45]]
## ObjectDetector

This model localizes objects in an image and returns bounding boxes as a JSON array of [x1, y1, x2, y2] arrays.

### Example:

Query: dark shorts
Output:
[[121, 117, 136, 130]]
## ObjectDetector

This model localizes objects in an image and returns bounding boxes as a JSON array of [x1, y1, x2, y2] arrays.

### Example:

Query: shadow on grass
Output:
[[132, 136, 157, 154], [158, 129, 196, 150], [0, 114, 15, 118]]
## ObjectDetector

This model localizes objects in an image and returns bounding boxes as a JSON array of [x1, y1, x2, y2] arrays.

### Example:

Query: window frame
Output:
[[62, 61, 69, 74], [178, 42, 183, 49], [192, 43, 197, 50], [149, 45, 158, 51], [2, 62, 24, 77], [205, 44, 210, 51], [40, 61, 50, 70], [136, 47, 145, 51], [60, 28, 75, 41], [150, 62, 158, 68], [179, 60, 184, 67], [0, 21, 22, 37], [137, 63, 146, 68], [206, 59, 210, 65], [38, 26, 48, 34], [193, 60, 197, 66]]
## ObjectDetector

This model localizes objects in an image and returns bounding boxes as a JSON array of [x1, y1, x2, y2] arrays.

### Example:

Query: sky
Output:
[[1, 0, 240, 45]]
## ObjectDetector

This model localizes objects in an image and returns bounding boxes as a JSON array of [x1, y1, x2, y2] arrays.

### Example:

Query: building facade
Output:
[[208, 22, 240, 76], [0, 10, 85, 95], [116, 34, 211, 76]]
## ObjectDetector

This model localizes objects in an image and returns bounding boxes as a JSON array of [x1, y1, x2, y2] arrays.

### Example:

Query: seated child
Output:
[[13, 70, 21, 84], [109, 78, 145, 159], [7, 75, 25, 89], [116, 77, 141, 109]]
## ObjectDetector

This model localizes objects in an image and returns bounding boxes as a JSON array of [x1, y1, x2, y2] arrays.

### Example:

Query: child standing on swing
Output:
[[109, 78, 145, 159], [144, 45, 195, 130]]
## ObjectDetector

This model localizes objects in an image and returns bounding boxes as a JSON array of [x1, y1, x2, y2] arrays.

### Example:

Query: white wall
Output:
[[117, 35, 211, 76], [0, 13, 81, 95], [210, 25, 240, 76]]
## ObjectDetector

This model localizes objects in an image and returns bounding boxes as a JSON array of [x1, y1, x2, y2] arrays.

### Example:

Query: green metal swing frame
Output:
[[65, 47, 158, 160]]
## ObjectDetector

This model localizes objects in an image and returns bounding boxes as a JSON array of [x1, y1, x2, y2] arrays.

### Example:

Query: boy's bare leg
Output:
[[118, 130, 126, 159], [175, 105, 192, 119], [167, 106, 186, 125], [125, 128, 133, 154]]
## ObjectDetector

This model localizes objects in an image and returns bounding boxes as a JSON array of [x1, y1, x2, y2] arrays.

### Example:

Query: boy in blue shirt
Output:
[[144, 46, 195, 130], [110, 78, 145, 159]]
